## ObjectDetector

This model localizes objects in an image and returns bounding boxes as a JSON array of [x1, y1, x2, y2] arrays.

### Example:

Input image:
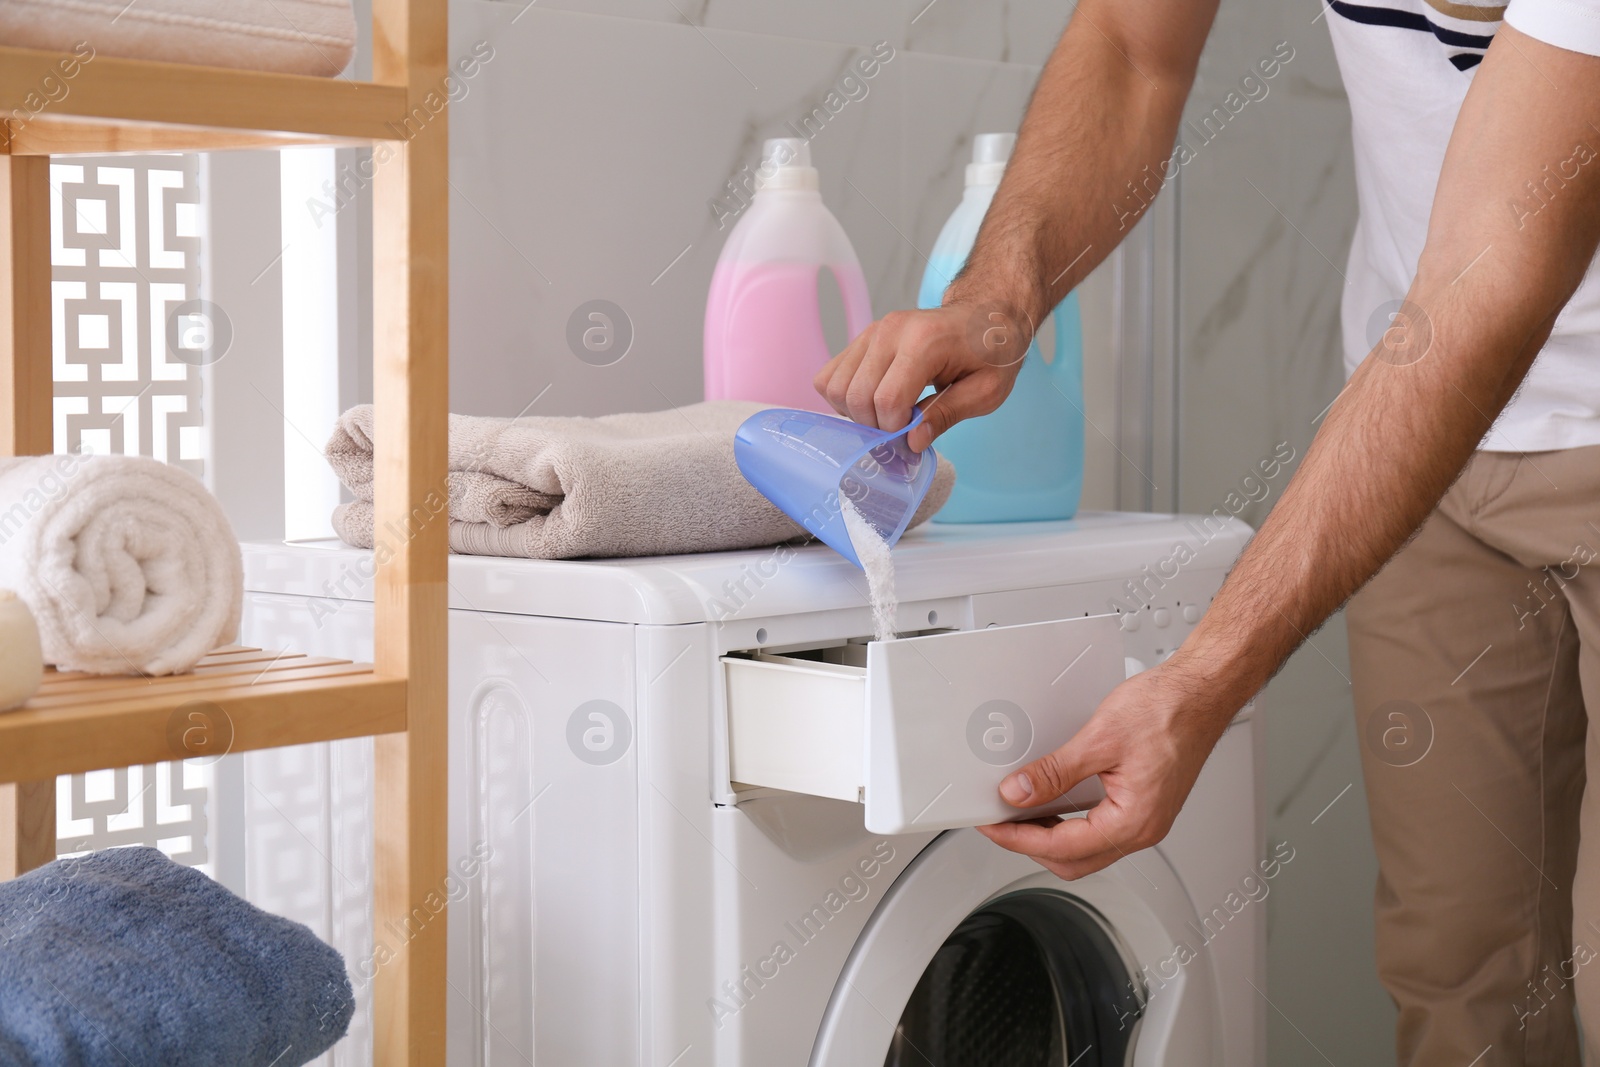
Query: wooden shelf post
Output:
[[1, 147, 59, 878], [1, 150, 51, 453], [370, 0, 451, 1060]]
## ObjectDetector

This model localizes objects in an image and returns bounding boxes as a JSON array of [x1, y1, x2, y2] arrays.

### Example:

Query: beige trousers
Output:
[[1348, 446, 1600, 1065]]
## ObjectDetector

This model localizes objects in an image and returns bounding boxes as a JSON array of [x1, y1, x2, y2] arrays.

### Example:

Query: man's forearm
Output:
[[1174, 25, 1600, 719], [945, 0, 1217, 328], [1178, 282, 1552, 715]]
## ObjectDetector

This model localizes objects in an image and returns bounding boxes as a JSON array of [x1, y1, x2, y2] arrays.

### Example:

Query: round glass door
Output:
[[884, 890, 1144, 1066]]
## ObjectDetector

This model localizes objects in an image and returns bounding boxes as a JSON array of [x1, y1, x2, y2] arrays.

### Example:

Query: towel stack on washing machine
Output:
[[236, 511, 1264, 1066]]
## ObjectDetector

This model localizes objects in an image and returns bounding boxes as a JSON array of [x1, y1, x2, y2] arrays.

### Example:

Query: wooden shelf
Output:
[[0, 45, 410, 152], [0, 648, 407, 782]]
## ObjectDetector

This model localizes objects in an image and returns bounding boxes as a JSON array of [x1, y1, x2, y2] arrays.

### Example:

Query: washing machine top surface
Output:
[[242, 511, 1250, 625]]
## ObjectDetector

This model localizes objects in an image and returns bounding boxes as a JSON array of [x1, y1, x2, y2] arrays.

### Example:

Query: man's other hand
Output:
[[977, 657, 1240, 880]]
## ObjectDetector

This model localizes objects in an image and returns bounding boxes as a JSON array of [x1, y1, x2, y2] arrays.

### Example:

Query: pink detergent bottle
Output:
[[704, 138, 872, 412]]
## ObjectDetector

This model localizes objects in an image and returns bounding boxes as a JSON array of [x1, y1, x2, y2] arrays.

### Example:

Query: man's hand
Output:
[[813, 303, 1032, 453], [977, 656, 1238, 880]]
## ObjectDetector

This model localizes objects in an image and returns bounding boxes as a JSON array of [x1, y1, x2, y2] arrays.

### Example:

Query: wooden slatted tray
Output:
[[0, 647, 407, 781]]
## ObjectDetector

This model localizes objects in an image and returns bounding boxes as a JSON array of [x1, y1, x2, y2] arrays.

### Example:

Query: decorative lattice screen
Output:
[[48, 155, 214, 870]]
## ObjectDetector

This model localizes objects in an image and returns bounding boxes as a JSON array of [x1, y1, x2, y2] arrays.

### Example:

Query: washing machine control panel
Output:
[[967, 567, 1225, 670]]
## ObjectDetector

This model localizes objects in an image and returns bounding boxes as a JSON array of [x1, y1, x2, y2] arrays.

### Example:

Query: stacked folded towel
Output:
[[0, 453, 242, 676], [0, 847, 353, 1066], [0, 0, 357, 77], [325, 401, 956, 560]]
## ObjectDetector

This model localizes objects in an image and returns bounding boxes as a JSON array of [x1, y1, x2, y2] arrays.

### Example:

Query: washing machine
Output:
[[236, 511, 1264, 1066]]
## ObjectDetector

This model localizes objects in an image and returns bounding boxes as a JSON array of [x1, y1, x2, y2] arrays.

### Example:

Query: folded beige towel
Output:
[[445, 471, 554, 528], [326, 401, 955, 561], [0, 0, 356, 77]]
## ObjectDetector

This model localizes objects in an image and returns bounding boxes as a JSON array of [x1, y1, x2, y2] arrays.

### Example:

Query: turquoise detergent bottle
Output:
[[918, 133, 1085, 522]]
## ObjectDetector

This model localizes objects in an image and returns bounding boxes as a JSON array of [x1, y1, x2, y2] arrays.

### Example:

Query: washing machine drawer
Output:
[[721, 613, 1125, 834]]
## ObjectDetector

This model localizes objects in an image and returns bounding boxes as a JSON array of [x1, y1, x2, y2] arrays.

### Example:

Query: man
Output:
[[814, 0, 1600, 1061]]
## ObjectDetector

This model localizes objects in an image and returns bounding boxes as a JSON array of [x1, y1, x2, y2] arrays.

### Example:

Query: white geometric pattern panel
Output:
[[48, 156, 204, 476], [244, 739, 375, 1067], [49, 154, 213, 865], [240, 595, 378, 1067], [55, 762, 215, 875]]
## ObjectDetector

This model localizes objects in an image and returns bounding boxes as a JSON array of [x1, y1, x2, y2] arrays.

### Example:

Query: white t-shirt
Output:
[[1328, 0, 1600, 452]]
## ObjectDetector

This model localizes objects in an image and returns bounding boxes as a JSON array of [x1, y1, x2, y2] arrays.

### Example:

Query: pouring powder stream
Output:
[[840, 497, 898, 642]]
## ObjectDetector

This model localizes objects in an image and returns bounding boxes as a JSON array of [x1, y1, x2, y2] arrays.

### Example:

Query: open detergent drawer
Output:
[[722, 614, 1125, 834]]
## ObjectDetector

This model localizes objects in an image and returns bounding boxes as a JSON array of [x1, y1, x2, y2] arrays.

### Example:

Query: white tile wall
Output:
[[449, 2, 913, 419], [900, 0, 1072, 67], [516, 0, 903, 47]]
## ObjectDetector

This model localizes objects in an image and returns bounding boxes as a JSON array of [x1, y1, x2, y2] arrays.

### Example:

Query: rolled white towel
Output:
[[0, 454, 242, 676]]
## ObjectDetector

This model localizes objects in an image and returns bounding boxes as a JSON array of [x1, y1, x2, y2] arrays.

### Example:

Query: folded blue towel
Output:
[[0, 846, 353, 1067]]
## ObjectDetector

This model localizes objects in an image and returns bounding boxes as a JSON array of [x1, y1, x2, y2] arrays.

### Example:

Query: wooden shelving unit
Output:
[[0, 2, 450, 1061]]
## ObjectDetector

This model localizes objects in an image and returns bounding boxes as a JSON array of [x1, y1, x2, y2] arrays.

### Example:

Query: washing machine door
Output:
[[809, 830, 1221, 1066]]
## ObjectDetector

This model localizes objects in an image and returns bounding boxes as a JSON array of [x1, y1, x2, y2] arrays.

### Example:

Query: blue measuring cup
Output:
[[734, 407, 939, 569]]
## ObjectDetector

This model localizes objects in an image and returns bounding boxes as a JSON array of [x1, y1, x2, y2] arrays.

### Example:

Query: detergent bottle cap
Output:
[[966, 132, 1016, 187], [755, 137, 820, 192]]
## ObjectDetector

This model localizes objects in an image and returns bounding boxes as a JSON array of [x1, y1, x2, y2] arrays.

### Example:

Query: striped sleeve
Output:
[[1505, 0, 1600, 56]]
